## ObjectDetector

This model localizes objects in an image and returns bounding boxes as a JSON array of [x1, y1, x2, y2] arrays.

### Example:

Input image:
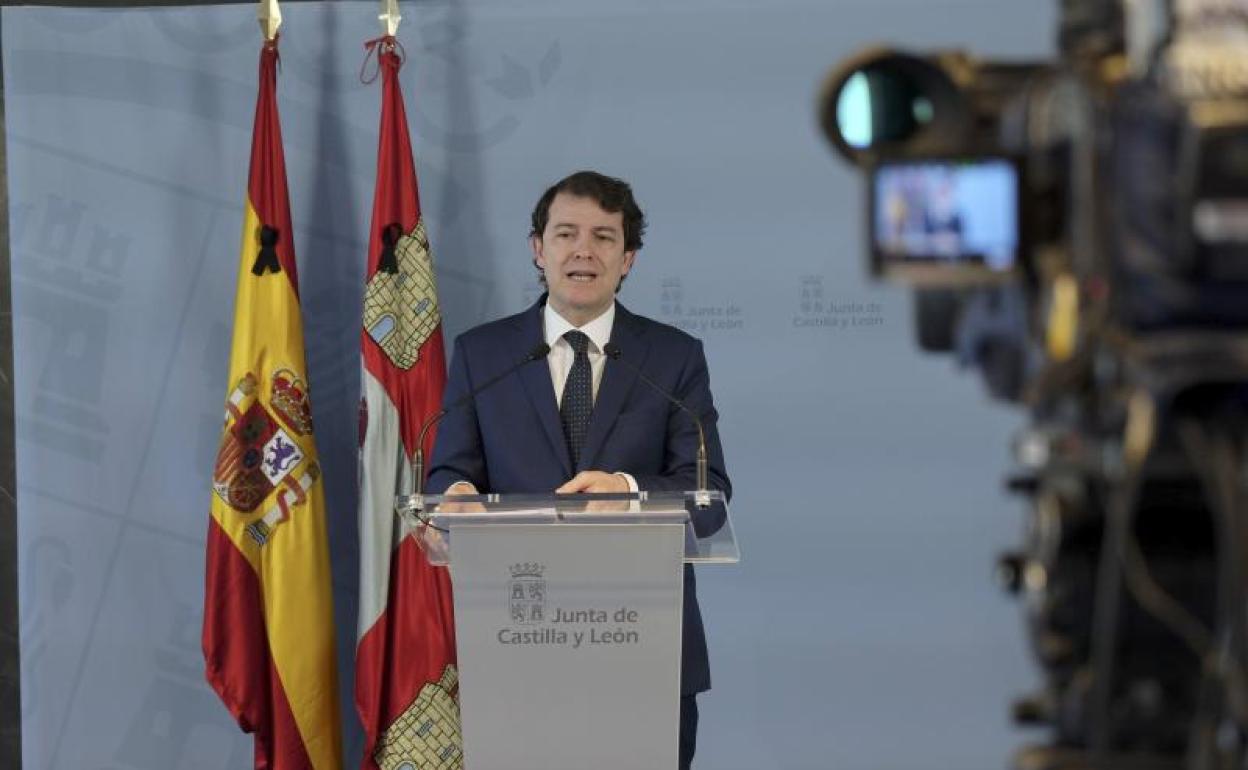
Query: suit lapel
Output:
[[580, 304, 649, 472], [515, 300, 574, 477]]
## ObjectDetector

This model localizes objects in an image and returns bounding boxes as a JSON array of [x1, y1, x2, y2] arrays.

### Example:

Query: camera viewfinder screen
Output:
[[873, 159, 1018, 273]]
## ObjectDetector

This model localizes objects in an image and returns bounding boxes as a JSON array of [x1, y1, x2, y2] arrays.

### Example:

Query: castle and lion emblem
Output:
[[363, 220, 441, 370], [508, 562, 546, 625], [373, 665, 463, 770], [212, 368, 320, 547]]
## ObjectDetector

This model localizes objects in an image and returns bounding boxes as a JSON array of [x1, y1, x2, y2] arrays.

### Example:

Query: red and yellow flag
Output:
[[354, 39, 461, 769], [203, 39, 343, 770]]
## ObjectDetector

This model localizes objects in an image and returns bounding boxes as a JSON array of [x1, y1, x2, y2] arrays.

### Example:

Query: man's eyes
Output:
[[553, 229, 617, 242]]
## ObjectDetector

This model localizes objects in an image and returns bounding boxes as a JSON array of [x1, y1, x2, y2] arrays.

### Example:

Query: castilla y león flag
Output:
[[203, 40, 343, 770], [354, 40, 461, 770]]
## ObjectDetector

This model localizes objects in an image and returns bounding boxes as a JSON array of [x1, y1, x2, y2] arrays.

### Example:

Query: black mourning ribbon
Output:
[[251, 225, 282, 276], [378, 223, 402, 274]]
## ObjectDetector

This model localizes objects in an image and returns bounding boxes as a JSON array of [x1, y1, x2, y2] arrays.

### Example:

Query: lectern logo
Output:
[[508, 562, 546, 625]]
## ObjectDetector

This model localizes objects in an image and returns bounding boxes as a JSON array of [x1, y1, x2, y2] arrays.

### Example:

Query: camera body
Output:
[[821, 2, 1248, 767]]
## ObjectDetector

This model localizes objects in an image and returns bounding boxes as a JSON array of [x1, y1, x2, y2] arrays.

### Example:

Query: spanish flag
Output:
[[203, 39, 343, 770], [354, 39, 461, 769]]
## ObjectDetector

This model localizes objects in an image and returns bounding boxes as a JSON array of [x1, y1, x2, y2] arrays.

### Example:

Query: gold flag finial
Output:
[[379, 0, 401, 37], [258, 0, 282, 41]]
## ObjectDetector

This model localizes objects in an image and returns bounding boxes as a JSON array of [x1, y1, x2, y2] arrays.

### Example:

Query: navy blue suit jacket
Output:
[[428, 299, 731, 695]]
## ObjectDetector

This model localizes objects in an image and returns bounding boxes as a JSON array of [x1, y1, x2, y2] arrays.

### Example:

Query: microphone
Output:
[[409, 342, 551, 508], [603, 343, 712, 508]]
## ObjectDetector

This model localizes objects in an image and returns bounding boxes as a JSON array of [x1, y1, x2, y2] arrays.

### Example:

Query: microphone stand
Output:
[[404, 342, 551, 516], [604, 343, 712, 509]]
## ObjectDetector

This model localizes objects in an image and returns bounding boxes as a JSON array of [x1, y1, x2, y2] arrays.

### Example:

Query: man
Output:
[[427, 170, 731, 768], [921, 170, 965, 257]]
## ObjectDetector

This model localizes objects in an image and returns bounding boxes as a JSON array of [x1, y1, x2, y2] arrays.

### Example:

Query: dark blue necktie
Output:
[[560, 330, 593, 467]]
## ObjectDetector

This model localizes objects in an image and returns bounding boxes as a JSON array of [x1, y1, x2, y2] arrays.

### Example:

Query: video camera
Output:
[[820, 2, 1248, 768]]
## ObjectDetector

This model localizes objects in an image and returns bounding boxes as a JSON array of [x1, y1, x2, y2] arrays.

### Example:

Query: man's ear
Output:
[[621, 250, 637, 276], [530, 235, 546, 270]]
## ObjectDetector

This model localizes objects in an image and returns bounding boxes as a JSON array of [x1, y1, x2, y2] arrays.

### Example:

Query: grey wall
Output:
[[3, 1, 1055, 768]]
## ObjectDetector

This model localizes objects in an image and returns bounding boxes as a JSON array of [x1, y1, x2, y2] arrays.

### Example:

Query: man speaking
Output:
[[427, 170, 731, 768]]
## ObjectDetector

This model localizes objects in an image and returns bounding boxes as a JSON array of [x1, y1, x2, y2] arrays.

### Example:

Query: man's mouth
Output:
[[567, 271, 598, 282]]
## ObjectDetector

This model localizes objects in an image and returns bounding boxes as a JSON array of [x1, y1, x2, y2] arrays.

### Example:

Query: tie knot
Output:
[[563, 330, 591, 356]]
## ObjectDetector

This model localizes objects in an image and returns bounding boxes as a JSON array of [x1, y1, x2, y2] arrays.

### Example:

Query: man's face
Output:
[[531, 192, 636, 326]]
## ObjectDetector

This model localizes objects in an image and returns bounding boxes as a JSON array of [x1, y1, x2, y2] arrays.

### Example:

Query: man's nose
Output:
[[572, 235, 595, 257]]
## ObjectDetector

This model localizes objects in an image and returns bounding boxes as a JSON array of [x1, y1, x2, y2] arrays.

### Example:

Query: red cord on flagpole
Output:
[[361, 35, 407, 84]]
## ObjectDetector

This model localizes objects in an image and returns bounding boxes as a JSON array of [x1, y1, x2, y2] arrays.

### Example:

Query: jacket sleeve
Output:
[[426, 335, 489, 494]]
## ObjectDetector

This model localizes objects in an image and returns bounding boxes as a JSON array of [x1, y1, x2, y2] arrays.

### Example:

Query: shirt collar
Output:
[[544, 302, 615, 353]]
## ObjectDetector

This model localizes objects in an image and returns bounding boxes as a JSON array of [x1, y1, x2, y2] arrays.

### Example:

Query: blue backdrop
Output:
[[4, 1, 1054, 767]]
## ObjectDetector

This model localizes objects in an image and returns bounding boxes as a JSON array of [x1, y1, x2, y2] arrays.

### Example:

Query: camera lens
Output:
[[836, 65, 932, 149]]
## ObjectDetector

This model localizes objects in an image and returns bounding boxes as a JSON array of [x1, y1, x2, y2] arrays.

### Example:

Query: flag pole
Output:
[[258, 0, 282, 41], [379, 0, 401, 37]]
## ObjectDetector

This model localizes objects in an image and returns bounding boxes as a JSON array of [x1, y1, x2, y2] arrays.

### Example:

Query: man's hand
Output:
[[435, 480, 485, 514], [557, 471, 634, 512], [445, 480, 479, 496], [556, 471, 630, 494]]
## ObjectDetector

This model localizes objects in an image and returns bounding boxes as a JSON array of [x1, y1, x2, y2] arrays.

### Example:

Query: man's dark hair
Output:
[[529, 170, 646, 252]]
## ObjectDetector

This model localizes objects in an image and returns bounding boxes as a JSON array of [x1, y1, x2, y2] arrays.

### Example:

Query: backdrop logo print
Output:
[[12, 194, 131, 462], [31, 7, 118, 34], [116, 604, 252, 768], [793, 275, 885, 330], [659, 276, 683, 318], [19, 537, 74, 720], [153, 11, 254, 55], [657, 276, 745, 335], [411, 18, 564, 152]]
